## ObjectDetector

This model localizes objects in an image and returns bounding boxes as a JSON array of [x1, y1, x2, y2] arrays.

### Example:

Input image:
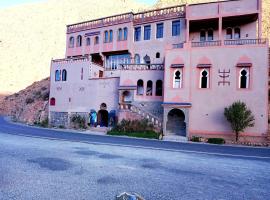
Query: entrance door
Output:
[[166, 109, 186, 136], [97, 110, 109, 127]]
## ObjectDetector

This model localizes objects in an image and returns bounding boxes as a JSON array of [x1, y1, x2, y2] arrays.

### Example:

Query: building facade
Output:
[[49, 0, 269, 142]]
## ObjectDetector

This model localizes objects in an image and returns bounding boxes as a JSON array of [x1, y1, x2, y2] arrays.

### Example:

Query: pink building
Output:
[[49, 0, 269, 142]]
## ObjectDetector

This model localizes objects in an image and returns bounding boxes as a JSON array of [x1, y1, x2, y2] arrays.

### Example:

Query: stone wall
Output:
[[49, 111, 69, 127]]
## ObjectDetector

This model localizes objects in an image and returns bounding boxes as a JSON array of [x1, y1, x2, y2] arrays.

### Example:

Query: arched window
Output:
[[77, 35, 82, 47], [62, 69, 67, 81], [137, 79, 144, 95], [123, 27, 128, 40], [226, 28, 233, 39], [207, 29, 214, 41], [55, 70, 61, 81], [134, 54, 140, 64], [104, 31, 108, 43], [200, 30, 206, 41], [86, 37, 91, 46], [234, 27, 241, 39], [109, 30, 113, 42], [69, 37, 74, 48], [200, 69, 209, 89], [156, 80, 163, 96], [50, 98, 56, 106], [173, 70, 182, 88], [95, 36, 99, 44], [118, 28, 123, 41], [239, 68, 249, 89], [146, 80, 153, 96], [156, 52, 160, 59]]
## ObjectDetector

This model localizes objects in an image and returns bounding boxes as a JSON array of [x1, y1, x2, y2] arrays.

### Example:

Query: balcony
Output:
[[172, 43, 184, 49], [224, 39, 267, 46], [120, 64, 164, 70], [191, 40, 221, 47]]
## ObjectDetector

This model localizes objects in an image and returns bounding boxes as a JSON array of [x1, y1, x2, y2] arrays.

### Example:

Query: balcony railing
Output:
[[191, 40, 222, 47], [120, 64, 164, 70], [224, 39, 267, 46], [172, 43, 184, 49]]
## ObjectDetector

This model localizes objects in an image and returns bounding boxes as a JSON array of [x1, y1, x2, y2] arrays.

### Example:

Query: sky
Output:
[[0, 0, 157, 8]]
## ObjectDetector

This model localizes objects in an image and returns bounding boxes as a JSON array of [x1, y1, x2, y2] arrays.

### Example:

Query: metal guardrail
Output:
[[224, 38, 267, 45], [120, 64, 164, 70], [172, 43, 184, 49], [191, 40, 221, 47]]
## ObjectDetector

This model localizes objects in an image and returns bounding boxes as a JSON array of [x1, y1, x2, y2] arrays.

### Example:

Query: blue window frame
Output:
[[104, 31, 108, 43], [144, 25, 151, 40], [109, 30, 113, 42], [55, 70, 61, 81], [134, 27, 141, 41], [156, 23, 164, 39], [172, 20, 180, 36], [123, 27, 128, 40]]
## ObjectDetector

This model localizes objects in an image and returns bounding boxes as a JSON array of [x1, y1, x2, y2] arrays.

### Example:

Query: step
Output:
[[163, 135, 188, 142]]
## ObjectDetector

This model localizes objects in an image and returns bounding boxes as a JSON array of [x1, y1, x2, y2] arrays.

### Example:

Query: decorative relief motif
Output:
[[79, 87, 85, 91], [218, 69, 230, 86], [56, 86, 62, 91], [100, 80, 110, 88]]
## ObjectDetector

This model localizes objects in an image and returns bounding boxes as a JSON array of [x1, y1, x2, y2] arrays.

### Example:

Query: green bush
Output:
[[190, 136, 201, 142], [207, 138, 225, 144], [58, 125, 65, 129], [71, 114, 86, 129], [41, 91, 50, 101], [25, 97, 34, 104]]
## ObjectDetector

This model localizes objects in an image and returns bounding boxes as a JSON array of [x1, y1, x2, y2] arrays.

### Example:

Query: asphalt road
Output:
[[0, 116, 270, 199]]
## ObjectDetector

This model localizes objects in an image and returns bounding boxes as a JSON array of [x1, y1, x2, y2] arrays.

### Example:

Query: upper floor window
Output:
[[173, 70, 182, 88], [55, 70, 61, 82], [86, 37, 91, 46], [118, 28, 123, 41], [207, 29, 214, 41], [62, 69, 67, 81], [69, 37, 74, 48], [50, 98, 56, 106], [172, 20, 180, 36], [146, 80, 153, 96], [200, 69, 209, 89], [156, 80, 163, 96], [95, 36, 99, 45], [156, 52, 160, 59], [123, 27, 128, 40], [156, 23, 164, 39], [239, 68, 249, 89], [144, 25, 151, 40], [226, 28, 233, 39], [234, 27, 241, 39], [134, 54, 140, 64], [137, 79, 144, 95], [76, 35, 82, 47], [104, 31, 109, 43], [134, 27, 141, 41], [200, 30, 206, 41], [109, 30, 113, 42]]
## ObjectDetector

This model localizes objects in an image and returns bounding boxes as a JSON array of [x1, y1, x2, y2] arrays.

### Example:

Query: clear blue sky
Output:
[[0, 0, 157, 8]]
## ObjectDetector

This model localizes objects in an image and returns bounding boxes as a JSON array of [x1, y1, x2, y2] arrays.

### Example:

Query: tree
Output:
[[224, 101, 255, 142]]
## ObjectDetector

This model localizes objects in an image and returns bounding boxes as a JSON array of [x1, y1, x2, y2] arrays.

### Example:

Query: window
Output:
[[156, 23, 164, 39], [77, 35, 82, 47], [156, 52, 160, 59], [226, 28, 233, 39], [55, 70, 61, 81], [200, 30, 206, 41], [134, 27, 141, 41], [109, 30, 113, 42], [69, 37, 74, 48], [173, 70, 182, 88], [172, 20, 180, 36], [106, 54, 131, 70], [200, 69, 209, 89], [146, 81, 153, 96], [156, 80, 163, 96], [239, 68, 249, 89], [207, 29, 214, 41], [104, 31, 109, 43], [137, 79, 144, 95], [234, 27, 241, 39], [86, 37, 91, 46], [94, 36, 99, 44], [118, 28, 123, 41], [62, 69, 67, 81], [123, 27, 128, 40], [144, 25, 151, 40], [134, 54, 140, 64], [50, 98, 56, 106]]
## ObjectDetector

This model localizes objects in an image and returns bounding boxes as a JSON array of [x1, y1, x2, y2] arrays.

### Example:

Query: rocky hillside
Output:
[[0, 77, 50, 124]]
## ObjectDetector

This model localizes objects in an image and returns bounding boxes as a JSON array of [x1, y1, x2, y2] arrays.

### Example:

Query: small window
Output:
[[172, 20, 180, 36], [94, 36, 99, 44], [55, 70, 61, 82], [156, 23, 164, 39], [123, 27, 128, 40], [134, 27, 141, 41], [234, 27, 241, 39], [86, 37, 91, 46], [144, 25, 151, 40], [156, 80, 163, 96], [226, 28, 233, 39], [137, 79, 144, 95], [156, 52, 160, 59], [62, 69, 67, 81], [239, 68, 249, 89], [109, 30, 113, 42], [69, 37, 74, 48], [77, 35, 82, 47], [118, 28, 123, 41], [173, 70, 182, 88], [200, 30, 206, 41], [104, 31, 109, 43], [146, 80, 153, 96], [200, 69, 209, 89], [208, 29, 214, 41], [134, 54, 140, 64], [50, 98, 56, 106]]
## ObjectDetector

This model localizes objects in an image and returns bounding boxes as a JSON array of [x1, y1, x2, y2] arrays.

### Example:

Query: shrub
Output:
[[33, 91, 42, 99], [190, 136, 201, 142], [40, 118, 48, 127], [25, 97, 34, 104], [71, 114, 86, 129], [207, 138, 225, 144], [41, 86, 47, 91], [41, 91, 50, 101], [58, 125, 65, 129]]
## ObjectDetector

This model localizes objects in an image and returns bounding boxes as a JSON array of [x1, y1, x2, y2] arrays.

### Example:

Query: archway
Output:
[[166, 109, 186, 136], [122, 90, 132, 103], [97, 110, 109, 127]]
